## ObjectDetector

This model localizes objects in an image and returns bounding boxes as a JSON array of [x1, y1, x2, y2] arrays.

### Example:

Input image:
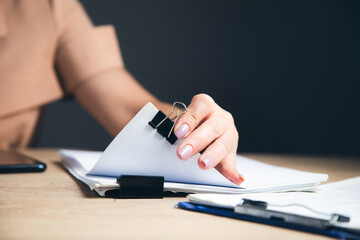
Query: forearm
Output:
[[73, 67, 171, 136]]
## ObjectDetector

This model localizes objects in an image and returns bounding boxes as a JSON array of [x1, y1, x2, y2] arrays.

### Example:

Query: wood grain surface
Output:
[[1, 149, 359, 240]]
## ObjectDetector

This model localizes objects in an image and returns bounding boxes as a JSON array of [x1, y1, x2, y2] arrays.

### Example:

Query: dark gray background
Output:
[[35, 0, 360, 156]]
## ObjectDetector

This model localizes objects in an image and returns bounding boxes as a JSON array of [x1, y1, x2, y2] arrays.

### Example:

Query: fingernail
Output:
[[238, 173, 245, 183], [230, 173, 245, 185], [175, 124, 189, 139], [178, 145, 193, 160], [200, 156, 214, 169]]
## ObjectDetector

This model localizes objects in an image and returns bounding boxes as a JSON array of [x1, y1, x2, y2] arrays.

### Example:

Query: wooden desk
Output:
[[1, 149, 359, 240]]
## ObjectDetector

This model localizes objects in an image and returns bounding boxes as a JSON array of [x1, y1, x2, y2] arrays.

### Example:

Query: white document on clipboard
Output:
[[187, 177, 360, 231]]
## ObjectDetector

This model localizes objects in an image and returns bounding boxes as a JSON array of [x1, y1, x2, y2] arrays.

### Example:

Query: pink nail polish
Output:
[[178, 145, 193, 160], [200, 156, 213, 169], [175, 124, 189, 139]]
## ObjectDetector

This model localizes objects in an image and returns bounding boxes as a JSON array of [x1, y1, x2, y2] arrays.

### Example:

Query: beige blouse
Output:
[[0, 0, 124, 149]]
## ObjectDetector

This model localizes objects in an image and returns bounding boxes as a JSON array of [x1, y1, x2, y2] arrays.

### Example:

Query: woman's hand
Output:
[[174, 94, 244, 185]]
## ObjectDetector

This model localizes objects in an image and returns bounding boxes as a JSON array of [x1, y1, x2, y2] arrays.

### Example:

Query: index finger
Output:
[[174, 94, 216, 139]]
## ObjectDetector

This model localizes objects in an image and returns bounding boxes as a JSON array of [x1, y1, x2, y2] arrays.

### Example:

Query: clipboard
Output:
[[176, 202, 360, 239]]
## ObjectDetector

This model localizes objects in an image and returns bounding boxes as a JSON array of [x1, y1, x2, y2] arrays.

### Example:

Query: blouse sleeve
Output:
[[53, 0, 124, 94]]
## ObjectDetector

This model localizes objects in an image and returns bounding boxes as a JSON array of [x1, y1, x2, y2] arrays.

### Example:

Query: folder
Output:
[[60, 102, 328, 198]]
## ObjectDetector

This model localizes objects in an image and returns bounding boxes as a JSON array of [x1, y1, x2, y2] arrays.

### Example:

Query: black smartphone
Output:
[[0, 150, 47, 173]]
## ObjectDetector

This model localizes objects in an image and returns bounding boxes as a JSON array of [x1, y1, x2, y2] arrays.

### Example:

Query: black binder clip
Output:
[[148, 101, 187, 145], [112, 175, 164, 199]]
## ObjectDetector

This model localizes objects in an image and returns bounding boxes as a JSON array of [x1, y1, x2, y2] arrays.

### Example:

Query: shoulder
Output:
[[48, 0, 92, 38], [49, 0, 83, 24]]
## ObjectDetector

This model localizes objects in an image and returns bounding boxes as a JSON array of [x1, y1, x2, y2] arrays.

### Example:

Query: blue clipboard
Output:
[[176, 202, 360, 240]]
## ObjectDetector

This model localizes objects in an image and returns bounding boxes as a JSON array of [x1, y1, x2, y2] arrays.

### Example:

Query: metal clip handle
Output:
[[155, 102, 187, 138]]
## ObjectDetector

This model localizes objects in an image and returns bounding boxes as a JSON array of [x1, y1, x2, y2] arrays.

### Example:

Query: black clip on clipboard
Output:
[[107, 102, 188, 199], [235, 199, 350, 229]]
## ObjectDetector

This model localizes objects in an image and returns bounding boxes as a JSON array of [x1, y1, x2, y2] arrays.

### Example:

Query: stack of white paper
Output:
[[60, 149, 328, 196], [60, 102, 328, 196]]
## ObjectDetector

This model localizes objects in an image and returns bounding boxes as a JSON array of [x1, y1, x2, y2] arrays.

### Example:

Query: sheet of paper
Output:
[[188, 177, 360, 230], [87, 102, 327, 188]]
